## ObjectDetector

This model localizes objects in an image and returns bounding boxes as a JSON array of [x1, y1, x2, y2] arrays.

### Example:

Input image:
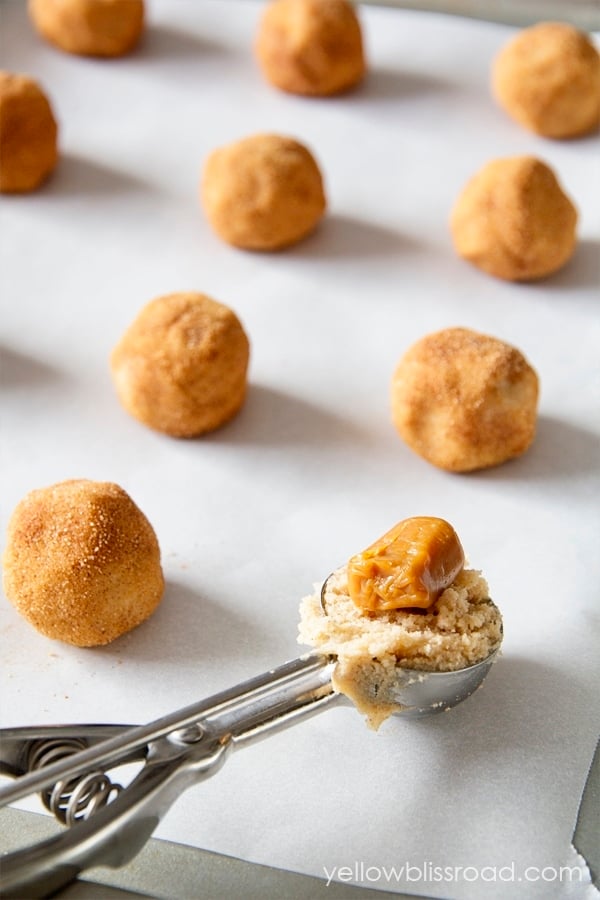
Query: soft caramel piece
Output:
[[492, 22, 600, 139], [255, 0, 366, 97], [347, 517, 465, 612], [0, 71, 58, 193]]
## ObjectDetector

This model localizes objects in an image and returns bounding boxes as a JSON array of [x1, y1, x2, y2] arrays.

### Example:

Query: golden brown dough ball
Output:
[[450, 156, 577, 282], [0, 72, 58, 193], [201, 133, 326, 251], [390, 327, 539, 473], [492, 22, 600, 139], [28, 0, 144, 58], [255, 0, 365, 97], [2, 479, 164, 647], [110, 292, 250, 438]]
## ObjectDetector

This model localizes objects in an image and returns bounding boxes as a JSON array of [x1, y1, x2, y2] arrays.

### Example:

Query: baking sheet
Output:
[[1, 2, 599, 898]]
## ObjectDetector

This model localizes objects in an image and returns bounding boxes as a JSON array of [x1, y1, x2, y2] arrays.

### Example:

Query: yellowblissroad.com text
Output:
[[322, 861, 584, 887]]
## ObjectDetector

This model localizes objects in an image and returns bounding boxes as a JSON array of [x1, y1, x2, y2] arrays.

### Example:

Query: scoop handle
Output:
[[0, 655, 341, 898]]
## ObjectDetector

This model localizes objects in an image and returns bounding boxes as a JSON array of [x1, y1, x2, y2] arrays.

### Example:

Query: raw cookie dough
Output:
[[201, 133, 326, 251], [2, 479, 164, 647], [28, 0, 145, 58], [110, 292, 250, 437], [492, 22, 600, 139], [450, 156, 578, 281], [0, 71, 58, 193], [390, 327, 539, 473], [255, 0, 365, 96], [299, 564, 502, 729]]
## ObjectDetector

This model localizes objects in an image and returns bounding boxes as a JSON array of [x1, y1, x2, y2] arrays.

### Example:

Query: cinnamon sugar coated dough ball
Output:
[[492, 22, 600, 139], [256, 0, 365, 96], [201, 133, 326, 251], [110, 292, 250, 437], [0, 72, 58, 193], [2, 480, 164, 647], [391, 328, 539, 473], [28, 0, 144, 58], [450, 156, 577, 281]]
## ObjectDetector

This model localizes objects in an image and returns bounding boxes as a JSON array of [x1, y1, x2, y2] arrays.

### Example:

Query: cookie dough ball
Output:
[[2, 480, 164, 647], [255, 0, 365, 97], [28, 0, 144, 58], [450, 156, 577, 281], [0, 72, 58, 193], [390, 327, 539, 472], [201, 133, 326, 251], [110, 292, 250, 437], [492, 22, 600, 139]]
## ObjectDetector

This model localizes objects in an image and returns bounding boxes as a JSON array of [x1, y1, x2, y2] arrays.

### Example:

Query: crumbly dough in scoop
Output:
[[298, 566, 502, 727]]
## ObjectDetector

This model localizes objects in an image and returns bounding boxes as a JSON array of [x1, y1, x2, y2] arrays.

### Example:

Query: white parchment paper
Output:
[[1, 2, 599, 897]]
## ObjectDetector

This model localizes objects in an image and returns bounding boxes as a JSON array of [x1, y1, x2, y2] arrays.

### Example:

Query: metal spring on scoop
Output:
[[27, 739, 123, 827]]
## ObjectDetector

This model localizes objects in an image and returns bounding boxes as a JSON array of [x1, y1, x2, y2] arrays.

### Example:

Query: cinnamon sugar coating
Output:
[[110, 292, 250, 437], [492, 22, 600, 139], [390, 327, 539, 473], [450, 156, 577, 282], [28, 0, 144, 58], [0, 71, 58, 193], [201, 133, 326, 251], [255, 0, 365, 97], [2, 480, 164, 647]]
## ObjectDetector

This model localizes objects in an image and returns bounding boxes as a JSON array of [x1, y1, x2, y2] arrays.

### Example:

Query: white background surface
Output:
[[1, 2, 599, 897]]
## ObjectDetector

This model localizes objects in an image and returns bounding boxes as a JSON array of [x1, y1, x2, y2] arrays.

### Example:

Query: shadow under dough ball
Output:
[[201, 133, 326, 251], [492, 21, 600, 139], [28, 0, 145, 57], [2, 479, 164, 647], [450, 156, 578, 281], [390, 327, 539, 473], [255, 0, 366, 96], [110, 292, 250, 438], [0, 71, 58, 193]]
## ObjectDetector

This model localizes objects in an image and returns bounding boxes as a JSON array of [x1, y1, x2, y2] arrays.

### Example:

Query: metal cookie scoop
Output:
[[0, 582, 500, 899]]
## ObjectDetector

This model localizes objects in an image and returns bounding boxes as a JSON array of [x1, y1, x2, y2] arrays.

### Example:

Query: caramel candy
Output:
[[347, 517, 465, 611]]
